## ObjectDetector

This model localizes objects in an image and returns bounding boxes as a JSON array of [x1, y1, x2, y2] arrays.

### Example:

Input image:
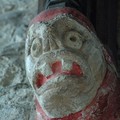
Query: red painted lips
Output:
[[35, 61, 83, 88]]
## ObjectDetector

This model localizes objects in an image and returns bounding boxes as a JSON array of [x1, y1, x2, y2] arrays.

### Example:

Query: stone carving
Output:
[[25, 8, 120, 120]]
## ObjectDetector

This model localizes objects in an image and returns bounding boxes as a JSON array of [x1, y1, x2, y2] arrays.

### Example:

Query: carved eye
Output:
[[31, 38, 42, 57], [64, 31, 83, 49]]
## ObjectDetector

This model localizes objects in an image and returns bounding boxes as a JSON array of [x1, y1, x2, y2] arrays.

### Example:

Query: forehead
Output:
[[27, 15, 93, 40], [27, 14, 99, 48]]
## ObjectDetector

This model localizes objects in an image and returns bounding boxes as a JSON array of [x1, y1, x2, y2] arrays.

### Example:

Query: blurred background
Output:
[[0, 0, 38, 120], [0, 0, 119, 120]]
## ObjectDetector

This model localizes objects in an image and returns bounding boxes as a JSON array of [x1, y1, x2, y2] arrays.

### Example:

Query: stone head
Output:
[[25, 8, 108, 119]]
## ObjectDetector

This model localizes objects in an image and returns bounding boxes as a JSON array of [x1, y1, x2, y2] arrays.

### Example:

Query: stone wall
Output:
[[0, 0, 38, 120]]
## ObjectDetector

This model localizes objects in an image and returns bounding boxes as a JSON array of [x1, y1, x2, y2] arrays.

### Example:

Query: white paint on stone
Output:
[[26, 14, 107, 118]]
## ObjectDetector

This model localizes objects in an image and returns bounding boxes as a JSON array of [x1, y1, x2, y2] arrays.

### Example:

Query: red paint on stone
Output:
[[35, 70, 120, 120], [51, 61, 62, 73], [70, 62, 83, 76], [35, 61, 83, 88], [36, 74, 47, 88], [30, 7, 95, 32]]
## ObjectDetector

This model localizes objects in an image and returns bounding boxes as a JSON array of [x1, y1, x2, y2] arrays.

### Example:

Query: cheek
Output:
[[86, 50, 106, 82], [81, 41, 106, 79]]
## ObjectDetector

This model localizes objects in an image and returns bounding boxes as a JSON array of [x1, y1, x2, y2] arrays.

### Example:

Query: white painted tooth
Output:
[[39, 63, 53, 76], [62, 59, 72, 71]]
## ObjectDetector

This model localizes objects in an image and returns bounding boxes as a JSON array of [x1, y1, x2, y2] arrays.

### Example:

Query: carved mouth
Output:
[[35, 61, 83, 89]]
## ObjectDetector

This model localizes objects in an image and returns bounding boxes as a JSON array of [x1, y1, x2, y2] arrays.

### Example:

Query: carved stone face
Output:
[[25, 15, 106, 118]]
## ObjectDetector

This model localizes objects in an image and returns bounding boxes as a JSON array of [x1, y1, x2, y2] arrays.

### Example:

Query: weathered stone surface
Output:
[[25, 8, 106, 119], [26, 7, 120, 120], [0, 0, 38, 119]]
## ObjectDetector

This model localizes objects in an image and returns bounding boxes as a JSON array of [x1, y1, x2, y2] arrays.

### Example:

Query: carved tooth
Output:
[[39, 63, 53, 77], [62, 59, 72, 71]]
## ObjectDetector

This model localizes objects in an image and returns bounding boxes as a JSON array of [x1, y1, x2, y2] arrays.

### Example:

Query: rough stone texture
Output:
[[0, 0, 120, 120], [0, 0, 38, 120], [26, 11, 107, 118]]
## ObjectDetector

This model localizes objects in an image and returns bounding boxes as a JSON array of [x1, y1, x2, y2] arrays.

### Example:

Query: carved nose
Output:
[[42, 27, 60, 53]]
